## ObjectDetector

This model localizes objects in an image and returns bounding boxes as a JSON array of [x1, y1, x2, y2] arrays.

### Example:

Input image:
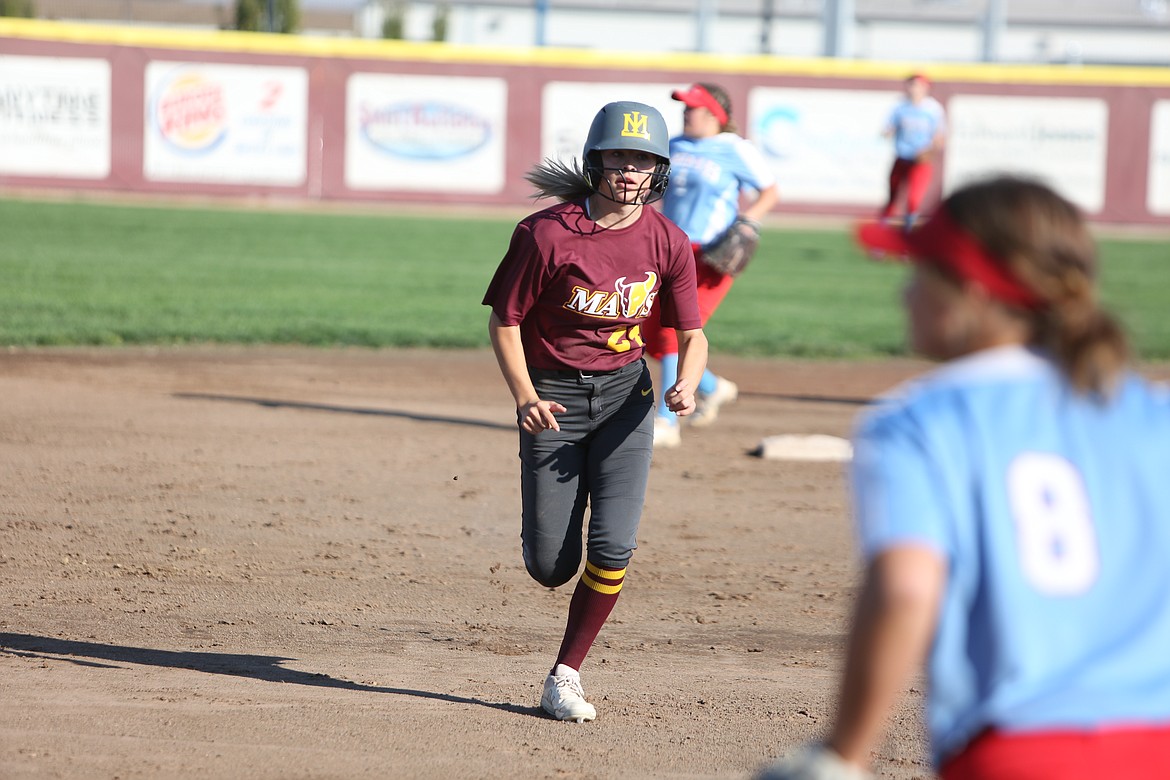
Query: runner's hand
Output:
[[520, 400, 567, 434], [665, 379, 696, 417]]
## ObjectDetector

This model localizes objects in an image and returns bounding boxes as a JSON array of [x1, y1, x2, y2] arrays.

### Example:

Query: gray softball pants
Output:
[[519, 358, 655, 588]]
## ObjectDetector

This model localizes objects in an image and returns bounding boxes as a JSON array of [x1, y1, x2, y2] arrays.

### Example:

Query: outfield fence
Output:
[[2, 17, 1170, 225]]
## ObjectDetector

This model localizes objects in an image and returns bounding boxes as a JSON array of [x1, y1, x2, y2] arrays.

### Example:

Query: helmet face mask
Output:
[[585, 152, 670, 206], [582, 101, 670, 205]]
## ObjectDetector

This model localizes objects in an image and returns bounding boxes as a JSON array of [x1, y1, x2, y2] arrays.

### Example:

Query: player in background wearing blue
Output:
[[484, 102, 706, 723], [758, 176, 1170, 779], [641, 83, 779, 448], [880, 73, 946, 233]]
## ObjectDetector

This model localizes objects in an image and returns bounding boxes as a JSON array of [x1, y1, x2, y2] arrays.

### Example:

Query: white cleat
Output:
[[653, 416, 681, 448], [688, 377, 738, 428], [540, 665, 597, 723]]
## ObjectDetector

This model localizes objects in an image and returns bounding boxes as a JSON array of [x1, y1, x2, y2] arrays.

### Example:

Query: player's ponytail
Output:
[[948, 177, 1131, 397], [1035, 293, 1130, 398], [524, 157, 594, 203]]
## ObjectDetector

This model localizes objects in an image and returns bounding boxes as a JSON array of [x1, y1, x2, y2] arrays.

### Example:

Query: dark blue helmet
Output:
[[582, 101, 670, 204]]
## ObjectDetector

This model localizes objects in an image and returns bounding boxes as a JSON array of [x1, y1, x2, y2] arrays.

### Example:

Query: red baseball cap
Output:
[[671, 84, 729, 126], [856, 211, 1043, 309]]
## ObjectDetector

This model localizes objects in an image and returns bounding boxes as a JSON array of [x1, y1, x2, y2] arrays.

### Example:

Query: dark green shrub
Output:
[[0, 0, 35, 17], [235, 0, 299, 33], [382, 2, 407, 39], [432, 3, 449, 42]]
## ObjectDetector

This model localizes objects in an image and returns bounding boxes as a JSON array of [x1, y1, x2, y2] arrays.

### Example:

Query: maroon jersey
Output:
[[483, 200, 701, 372]]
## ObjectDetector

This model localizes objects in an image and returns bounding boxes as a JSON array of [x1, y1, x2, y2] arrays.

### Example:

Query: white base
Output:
[[752, 434, 853, 462]]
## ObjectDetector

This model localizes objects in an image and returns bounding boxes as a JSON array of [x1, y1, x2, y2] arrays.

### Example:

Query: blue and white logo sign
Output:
[[756, 105, 800, 161], [360, 101, 492, 160], [346, 74, 507, 193], [748, 87, 894, 205]]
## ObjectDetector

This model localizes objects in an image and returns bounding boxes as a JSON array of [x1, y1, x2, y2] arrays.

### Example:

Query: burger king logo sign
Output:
[[152, 70, 228, 154]]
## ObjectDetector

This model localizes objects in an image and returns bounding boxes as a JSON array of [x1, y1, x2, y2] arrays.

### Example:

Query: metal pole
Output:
[[821, 0, 855, 58], [980, 0, 1006, 62], [535, 0, 549, 46], [266, 0, 276, 31], [760, 0, 774, 54], [696, 0, 716, 53]]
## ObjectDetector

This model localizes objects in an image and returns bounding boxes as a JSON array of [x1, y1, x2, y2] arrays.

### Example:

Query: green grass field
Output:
[[2, 197, 1167, 359]]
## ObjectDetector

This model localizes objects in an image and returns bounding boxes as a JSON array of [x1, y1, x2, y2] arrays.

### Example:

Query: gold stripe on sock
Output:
[[582, 562, 625, 594], [585, 561, 626, 580]]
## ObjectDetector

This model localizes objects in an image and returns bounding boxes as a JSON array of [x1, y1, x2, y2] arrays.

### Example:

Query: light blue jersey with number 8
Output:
[[851, 345, 1170, 765]]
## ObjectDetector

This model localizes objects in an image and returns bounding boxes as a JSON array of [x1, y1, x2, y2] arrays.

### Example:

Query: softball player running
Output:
[[759, 176, 1170, 779], [879, 73, 946, 233], [641, 82, 779, 448], [483, 101, 707, 722]]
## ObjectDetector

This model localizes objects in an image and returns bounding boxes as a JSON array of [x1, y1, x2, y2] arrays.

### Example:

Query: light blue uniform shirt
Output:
[[886, 97, 945, 161], [662, 133, 776, 247], [852, 345, 1170, 766]]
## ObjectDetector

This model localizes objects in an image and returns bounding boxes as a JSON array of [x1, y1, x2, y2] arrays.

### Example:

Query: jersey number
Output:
[[1007, 452, 1100, 596], [607, 325, 643, 354]]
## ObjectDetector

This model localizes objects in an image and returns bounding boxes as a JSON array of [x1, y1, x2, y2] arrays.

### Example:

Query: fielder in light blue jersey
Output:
[[880, 73, 946, 232], [664, 132, 776, 247], [642, 83, 779, 449], [856, 346, 1170, 766], [758, 176, 1170, 780]]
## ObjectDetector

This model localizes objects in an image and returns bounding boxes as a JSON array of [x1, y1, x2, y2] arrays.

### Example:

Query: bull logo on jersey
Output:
[[564, 272, 658, 319], [621, 111, 650, 140], [614, 272, 658, 317]]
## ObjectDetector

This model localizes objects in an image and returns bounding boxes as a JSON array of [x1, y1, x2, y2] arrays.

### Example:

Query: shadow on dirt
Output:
[[174, 392, 515, 431], [739, 390, 872, 406], [0, 633, 540, 717]]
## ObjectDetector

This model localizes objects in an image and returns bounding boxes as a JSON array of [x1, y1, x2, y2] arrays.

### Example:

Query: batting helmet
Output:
[[582, 101, 670, 204]]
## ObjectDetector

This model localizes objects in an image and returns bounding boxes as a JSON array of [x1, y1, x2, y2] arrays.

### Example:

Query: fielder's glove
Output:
[[755, 744, 873, 780], [700, 216, 761, 277]]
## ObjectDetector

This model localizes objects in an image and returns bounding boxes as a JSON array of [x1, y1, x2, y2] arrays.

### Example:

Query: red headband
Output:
[[671, 84, 729, 126], [856, 210, 1044, 310]]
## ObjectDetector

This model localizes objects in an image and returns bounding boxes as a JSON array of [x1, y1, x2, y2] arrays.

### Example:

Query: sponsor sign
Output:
[[345, 74, 506, 193], [747, 87, 895, 205], [1149, 101, 1170, 215], [943, 95, 1108, 213], [541, 82, 681, 163], [0, 55, 111, 179], [144, 62, 307, 185]]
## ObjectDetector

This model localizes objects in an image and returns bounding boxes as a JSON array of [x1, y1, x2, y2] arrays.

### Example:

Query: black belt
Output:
[[531, 362, 637, 380]]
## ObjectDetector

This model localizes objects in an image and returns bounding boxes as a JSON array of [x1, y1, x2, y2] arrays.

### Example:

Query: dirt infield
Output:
[[0, 347, 984, 779]]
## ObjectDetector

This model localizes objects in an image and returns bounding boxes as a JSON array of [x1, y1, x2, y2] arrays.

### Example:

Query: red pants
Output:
[[882, 157, 934, 219], [641, 243, 734, 360], [941, 726, 1170, 780]]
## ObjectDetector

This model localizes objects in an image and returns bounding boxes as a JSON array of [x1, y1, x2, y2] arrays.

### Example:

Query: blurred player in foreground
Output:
[[641, 82, 779, 448], [483, 101, 706, 722], [758, 176, 1170, 779], [880, 73, 946, 233]]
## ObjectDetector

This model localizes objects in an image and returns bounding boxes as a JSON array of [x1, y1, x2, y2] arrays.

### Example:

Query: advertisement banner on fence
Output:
[[943, 95, 1108, 213], [747, 87, 895, 206], [0, 55, 111, 179], [1149, 101, 1170, 216], [541, 82, 682, 164], [345, 74, 506, 193], [143, 62, 308, 186]]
